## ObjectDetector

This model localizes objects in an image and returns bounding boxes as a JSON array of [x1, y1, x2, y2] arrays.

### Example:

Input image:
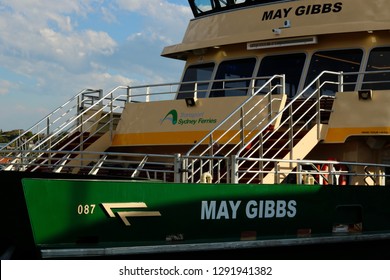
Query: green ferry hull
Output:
[[22, 178, 390, 258]]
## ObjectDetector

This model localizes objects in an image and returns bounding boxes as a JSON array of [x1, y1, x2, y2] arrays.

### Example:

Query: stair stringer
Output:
[[81, 105, 103, 134], [65, 131, 112, 174], [262, 124, 328, 184]]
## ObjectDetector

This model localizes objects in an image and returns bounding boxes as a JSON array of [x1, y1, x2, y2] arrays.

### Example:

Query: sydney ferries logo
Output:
[[161, 109, 217, 126], [161, 109, 178, 125]]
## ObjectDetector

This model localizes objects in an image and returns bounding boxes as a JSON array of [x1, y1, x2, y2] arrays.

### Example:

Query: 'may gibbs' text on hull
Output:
[[25, 179, 390, 247], [201, 200, 297, 220]]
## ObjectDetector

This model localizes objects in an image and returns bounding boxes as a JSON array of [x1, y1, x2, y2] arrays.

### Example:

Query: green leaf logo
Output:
[[161, 109, 178, 125]]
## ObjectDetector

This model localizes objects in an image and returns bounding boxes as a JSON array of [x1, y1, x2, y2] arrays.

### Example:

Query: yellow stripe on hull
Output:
[[112, 130, 247, 146], [325, 127, 390, 143]]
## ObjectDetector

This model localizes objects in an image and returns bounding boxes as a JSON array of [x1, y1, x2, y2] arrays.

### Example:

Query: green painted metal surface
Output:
[[22, 178, 390, 250]]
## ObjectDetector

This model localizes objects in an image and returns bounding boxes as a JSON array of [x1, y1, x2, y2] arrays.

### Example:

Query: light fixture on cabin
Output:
[[185, 96, 197, 107], [358, 89, 372, 100], [272, 28, 282, 35], [272, 20, 291, 35]]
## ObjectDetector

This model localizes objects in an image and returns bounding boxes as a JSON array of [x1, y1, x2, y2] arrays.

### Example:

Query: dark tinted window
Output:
[[257, 53, 306, 97], [177, 63, 215, 99], [189, 0, 285, 17], [305, 49, 363, 96], [192, 0, 214, 14], [363, 47, 390, 90], [210, 58, 256, 98]]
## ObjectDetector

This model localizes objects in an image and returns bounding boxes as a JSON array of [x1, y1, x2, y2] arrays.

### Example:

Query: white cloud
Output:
[[101, 6, 118, 24], [0, 6, 116, 65], [115, 0, 190, 18], [116, 0, 192, 44], [0, 80, 13, 95], [0, 0, 192, 130]]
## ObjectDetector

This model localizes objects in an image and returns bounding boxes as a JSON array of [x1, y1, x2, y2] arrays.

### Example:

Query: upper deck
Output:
[[163, 0, 390, 59], [1, 0, 390, 187]]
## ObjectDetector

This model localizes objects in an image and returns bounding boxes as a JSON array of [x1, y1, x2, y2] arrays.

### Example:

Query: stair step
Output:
[[26, 132, 102, 172]]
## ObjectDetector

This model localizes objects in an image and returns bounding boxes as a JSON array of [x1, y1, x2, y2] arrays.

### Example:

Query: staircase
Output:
[[231, 96, 334, 184], [1, 87, 128, 172], [1, 71, 344, 184], [261, 123, 326, 184], [184, 72, 337, 184]]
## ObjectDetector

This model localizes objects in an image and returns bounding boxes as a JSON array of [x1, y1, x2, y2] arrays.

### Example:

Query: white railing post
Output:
[[77, 94, 82, 114], [274, 162, 280, 184], [316, 75, 321, 138], [316, 78, 321, 96], [146, 87, 150, 102], [46, 116, 51, 151], [338, 71, 344, 92], [127, 86, 131, 103], [231, 155, 238, 183], [174, 153, 182, 183], [240, 107, 245, 149], [297, 162, 302, 184], [281, 74, 286, 95], [328, 163, 334, 185], [268, 80, 273, 121], [110, 91, 114, 140], [98, 89, 103, 106]]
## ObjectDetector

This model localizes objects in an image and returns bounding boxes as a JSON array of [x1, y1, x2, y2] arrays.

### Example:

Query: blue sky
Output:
[[0, 0, 192, 131]]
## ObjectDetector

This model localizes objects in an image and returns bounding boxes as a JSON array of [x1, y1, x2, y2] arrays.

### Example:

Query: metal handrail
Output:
[[229, 71, 340, 183], [0, 89, 101, 152], [237, 70, 341, 154], [2, 70, 390, 184], [233, 157, 389, 186], [186, 75, 285, 156], [6, 89, 128, 171], [28, 102, 123, 172], [182, 75, 285, 183], [1, 78, 251, 155], [2, 77, 275, 171], [3, 147, 388, 186]]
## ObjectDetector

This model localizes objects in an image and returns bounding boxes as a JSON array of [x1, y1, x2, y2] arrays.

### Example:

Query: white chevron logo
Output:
[[101, 202, 161, 226]]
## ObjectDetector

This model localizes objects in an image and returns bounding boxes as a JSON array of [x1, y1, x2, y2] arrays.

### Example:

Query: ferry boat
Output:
[[1, 0, 390, 259]]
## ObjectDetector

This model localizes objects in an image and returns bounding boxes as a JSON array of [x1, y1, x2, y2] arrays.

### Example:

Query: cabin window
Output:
[[218, 0, 245, 7], [177, 63, 215, 100], [362, 47, 390, 90], [256, 53, 306, 98], [193, 0, 214, 13], [210, 58, 256, 97], [189, 0, 286, 17], [304, 49, 363, 96]]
